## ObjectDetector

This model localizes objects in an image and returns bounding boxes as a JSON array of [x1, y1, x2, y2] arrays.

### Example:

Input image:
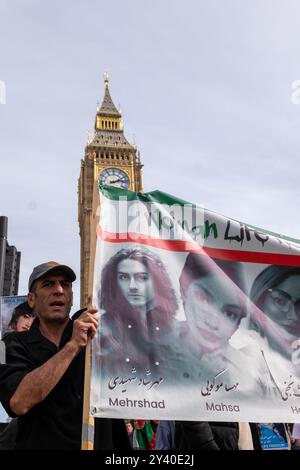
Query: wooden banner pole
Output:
[[81, 180, 101, 450], [81, 339, 94, 450]]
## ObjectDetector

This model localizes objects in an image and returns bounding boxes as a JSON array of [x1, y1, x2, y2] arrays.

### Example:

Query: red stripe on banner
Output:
[[97, 226, 205, 252], [96, 227, 300, 266], [203, 248, 300, 266]]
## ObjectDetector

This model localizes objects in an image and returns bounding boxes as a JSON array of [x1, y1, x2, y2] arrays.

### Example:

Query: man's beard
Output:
[[44, 314, 69, 325]]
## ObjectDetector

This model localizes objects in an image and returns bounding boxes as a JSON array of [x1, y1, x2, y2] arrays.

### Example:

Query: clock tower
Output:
[[78, 73, 143, 307]]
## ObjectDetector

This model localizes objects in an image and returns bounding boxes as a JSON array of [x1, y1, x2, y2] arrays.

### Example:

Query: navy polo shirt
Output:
[[0, 310, 85, 450]]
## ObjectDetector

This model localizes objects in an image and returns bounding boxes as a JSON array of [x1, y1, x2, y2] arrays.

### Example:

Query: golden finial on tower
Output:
[[104, 72, 109, 85]]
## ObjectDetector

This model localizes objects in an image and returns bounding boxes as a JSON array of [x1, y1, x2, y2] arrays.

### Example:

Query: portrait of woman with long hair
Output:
[[98, 246, 178, 376]]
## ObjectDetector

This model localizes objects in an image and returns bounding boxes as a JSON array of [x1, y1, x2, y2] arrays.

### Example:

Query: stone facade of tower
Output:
[[78, 75, 143, 307]]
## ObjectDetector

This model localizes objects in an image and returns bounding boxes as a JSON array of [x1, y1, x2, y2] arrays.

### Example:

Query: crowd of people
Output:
[[0, 248, 300, 450], [123, 419, 298, 451]]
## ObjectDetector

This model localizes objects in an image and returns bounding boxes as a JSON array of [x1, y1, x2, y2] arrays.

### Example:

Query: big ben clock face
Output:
[[99, 168, 130, 189]]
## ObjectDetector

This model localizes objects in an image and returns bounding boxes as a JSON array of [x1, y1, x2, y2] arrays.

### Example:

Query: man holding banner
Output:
[[98, 246, 179, 378], [0, 261, 99, 449]]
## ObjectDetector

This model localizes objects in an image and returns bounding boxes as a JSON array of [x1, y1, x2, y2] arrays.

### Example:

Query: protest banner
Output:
[[90, 186, 300, 422]]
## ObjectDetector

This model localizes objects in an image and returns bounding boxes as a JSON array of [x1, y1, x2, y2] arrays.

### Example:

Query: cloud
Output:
[[1, 0, 300, 311]]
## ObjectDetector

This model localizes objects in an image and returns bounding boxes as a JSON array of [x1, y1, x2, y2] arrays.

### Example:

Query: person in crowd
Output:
[[133, 420, 158, 450], [0, 301, 35, 449], [155, 419, 253, 451], [175, 421, 239, 450], [125, 420, 139, 449], [0, 261, 129, 450], [291, 423, 300, 450], [0, 302, 35, 449], [97, 246, 178, 377], [155, 420, 175, 450], [237, 422, 254, 450], [6, 301, 35, 333], [125, 420, 134, 434], [175, 254, 254, 451]]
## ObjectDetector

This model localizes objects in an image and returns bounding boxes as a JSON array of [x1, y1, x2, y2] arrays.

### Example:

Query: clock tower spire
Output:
[[78, 74, 143, 307]]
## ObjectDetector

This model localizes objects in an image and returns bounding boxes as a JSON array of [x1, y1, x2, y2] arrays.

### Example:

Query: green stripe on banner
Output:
[[100, 185, 300, 246], [99, 184, 199, 207]]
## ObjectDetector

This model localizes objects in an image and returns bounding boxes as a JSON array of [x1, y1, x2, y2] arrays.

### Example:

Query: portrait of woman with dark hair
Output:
[[179, 253, 247, 357], [244, 264, 300, 402], [98, 246, 179, 377], [249, 265, 300, 361], [5, 302, 35, 335], [178, 253, 264, 393]]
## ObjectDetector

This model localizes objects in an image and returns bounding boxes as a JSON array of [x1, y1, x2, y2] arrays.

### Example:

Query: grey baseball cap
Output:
[[28, 261, 76, 291]]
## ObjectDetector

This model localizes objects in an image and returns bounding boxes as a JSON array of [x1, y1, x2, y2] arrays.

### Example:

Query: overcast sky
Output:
[[1, 0, 300, 311]]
